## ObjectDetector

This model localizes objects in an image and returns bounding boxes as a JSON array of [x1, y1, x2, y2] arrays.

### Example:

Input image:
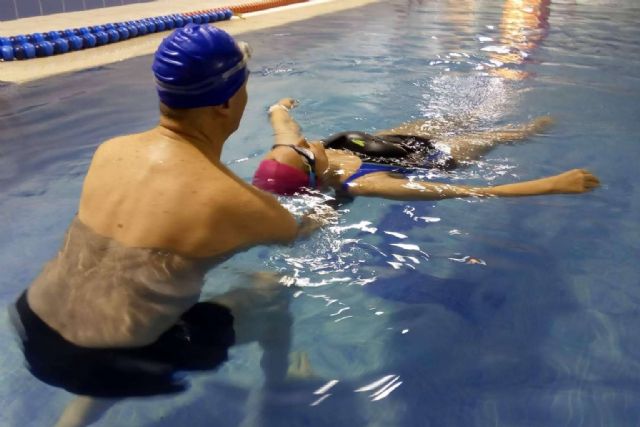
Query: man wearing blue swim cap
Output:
[[14, 24, 330, 427], [153, 23, 253, 109]]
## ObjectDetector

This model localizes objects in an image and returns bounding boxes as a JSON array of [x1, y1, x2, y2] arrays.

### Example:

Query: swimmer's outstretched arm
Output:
[[269, 98, 305, 145], [259, 99, 338, 238], [345, 169, 600, 201]]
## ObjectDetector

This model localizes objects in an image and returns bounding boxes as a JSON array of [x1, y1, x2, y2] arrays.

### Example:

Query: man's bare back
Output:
[[78, 128, 297, 258]]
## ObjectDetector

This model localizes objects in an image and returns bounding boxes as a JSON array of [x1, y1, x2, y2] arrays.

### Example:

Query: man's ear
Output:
[[211, 101, 231, 117]]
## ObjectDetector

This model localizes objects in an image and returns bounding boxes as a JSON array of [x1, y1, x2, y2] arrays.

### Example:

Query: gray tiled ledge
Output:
[[1, 0, 154, 22]]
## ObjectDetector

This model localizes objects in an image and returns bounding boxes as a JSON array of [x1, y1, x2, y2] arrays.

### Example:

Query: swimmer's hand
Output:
[[270, 98, 298, 112], [550, 169, 600, 193]]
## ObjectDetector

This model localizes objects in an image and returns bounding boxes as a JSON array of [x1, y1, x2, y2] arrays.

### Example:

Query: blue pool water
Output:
[[1, 0, 640, 425]]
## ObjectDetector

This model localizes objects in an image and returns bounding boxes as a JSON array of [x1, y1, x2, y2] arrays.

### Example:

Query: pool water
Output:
[[1, 0, 640, 425]]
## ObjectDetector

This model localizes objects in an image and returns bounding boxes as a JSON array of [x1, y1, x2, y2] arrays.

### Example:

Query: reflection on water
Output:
[[2, 0, 640, 426], [487, 0, 551, 80]]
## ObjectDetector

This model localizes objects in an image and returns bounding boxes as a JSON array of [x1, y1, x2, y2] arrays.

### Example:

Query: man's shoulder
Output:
[[91, 134, 139, 158]]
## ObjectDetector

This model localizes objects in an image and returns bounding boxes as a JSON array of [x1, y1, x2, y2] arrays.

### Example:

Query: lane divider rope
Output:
[[1, 0, 308, 62]]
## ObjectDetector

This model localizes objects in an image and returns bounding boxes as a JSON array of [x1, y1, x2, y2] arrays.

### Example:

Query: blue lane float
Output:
[[53, 38, 69, 55], [2, 44, 15, 61], [0, 9, 233, 61], [13, 42, 36, 60], [35, 41, 55, 57]]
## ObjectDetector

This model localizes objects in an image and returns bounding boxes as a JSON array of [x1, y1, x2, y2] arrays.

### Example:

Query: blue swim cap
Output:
[[152, 24, 250, 109]]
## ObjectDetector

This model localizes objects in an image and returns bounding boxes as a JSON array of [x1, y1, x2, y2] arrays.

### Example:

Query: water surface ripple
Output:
[[1, 0, 639, 426]]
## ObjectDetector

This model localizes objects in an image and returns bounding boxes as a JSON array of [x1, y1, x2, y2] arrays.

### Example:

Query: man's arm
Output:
[[230, 182, 338, 248], [346, 169, 600, 201]]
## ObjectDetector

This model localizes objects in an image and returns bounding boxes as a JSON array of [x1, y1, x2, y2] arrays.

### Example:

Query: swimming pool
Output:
[[1, 0, 640, 425]]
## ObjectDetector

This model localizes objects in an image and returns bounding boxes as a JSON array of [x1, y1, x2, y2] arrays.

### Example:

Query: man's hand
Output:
[[297, 203, 339, 239]]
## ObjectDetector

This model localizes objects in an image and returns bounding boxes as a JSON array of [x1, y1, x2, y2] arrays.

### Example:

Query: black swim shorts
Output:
[[10, 292, 235, 398]]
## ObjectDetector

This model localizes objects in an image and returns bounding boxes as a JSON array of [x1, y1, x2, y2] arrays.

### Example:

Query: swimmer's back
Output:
[[79, 130, 298, 258]]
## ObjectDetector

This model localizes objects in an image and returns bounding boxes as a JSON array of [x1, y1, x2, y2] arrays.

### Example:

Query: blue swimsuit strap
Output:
[[341, 162, 414, 191]]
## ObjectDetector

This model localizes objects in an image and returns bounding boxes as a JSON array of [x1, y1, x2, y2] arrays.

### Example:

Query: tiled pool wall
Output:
[[0, 0, 154, 21]]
